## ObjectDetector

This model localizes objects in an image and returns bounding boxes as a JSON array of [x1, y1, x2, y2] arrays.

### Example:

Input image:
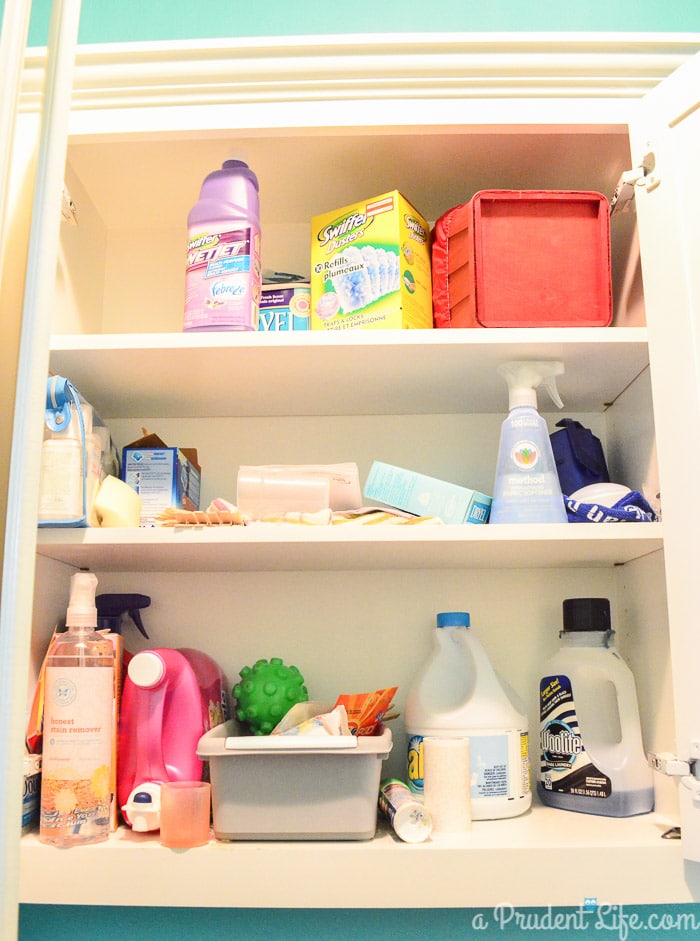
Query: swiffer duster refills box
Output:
[[311, 191, 433, 330]]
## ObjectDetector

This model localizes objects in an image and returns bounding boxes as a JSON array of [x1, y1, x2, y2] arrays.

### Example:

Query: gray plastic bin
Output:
[[197, 721, 392, 840]]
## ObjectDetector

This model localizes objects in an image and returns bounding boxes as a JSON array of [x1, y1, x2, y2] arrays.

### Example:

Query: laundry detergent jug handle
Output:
[[131, 683, 170, 786], [127, 652, 172, 786], [452, 627, 501, 683]]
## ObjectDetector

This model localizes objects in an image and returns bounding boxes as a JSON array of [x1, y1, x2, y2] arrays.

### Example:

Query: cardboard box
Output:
[[310, 191, 433, 330], [364, 461, 491, 524], [121, 432, 201, 526], [259, 282, 311, 331], [431, 190, 612, 328], [197, 721, 392, 840]]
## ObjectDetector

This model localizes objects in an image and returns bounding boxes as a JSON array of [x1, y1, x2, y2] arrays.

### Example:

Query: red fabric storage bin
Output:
[[431, 190, 612, 328]]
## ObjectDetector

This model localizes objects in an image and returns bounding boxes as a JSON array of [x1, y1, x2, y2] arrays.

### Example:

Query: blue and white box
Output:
[[364, 461, 491, 524], [23, 754, 41, 833], [122, 445, 201, 526], [259, 282, 311, 331]]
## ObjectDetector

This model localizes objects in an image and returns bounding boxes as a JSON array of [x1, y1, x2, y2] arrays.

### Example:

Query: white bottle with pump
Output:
[[39, 572, 115, 845], [405, 611, 531, 820], [538, 597, 654, 817], [490, 360, 567, 524]]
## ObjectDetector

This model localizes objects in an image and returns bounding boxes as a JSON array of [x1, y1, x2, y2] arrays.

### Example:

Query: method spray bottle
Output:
[[39, 572, 115, 845], [490, 361, 567, 524]]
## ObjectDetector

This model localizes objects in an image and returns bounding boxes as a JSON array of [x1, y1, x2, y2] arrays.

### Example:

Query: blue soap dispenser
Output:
[[490, 360, 567, 524]]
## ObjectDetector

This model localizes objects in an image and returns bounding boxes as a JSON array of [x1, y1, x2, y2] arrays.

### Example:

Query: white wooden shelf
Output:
[[49, 328, 649, 419], [35, 523, 663, 573], [19, 808, 689, 908]]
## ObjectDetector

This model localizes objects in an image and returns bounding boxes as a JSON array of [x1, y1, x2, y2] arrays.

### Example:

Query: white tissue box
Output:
[[197, 721, 392, 840]]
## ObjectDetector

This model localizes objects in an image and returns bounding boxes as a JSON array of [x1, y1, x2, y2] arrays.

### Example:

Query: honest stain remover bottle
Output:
[[39, 572, 115, 845], [538, 597, 654, 816]]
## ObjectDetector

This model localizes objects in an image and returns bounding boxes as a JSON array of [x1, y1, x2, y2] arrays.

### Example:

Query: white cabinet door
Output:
[[630, 51, 700, 863]]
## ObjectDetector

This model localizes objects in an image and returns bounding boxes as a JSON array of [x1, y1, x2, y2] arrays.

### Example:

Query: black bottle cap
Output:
[[562, 597, 611, 632]]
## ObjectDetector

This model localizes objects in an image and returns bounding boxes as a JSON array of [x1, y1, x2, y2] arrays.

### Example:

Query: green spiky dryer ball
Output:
[[233, 657, 308, 735]]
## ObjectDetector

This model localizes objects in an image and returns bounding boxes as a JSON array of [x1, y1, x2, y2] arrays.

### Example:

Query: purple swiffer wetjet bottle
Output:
[[184, 159, 261, 331]]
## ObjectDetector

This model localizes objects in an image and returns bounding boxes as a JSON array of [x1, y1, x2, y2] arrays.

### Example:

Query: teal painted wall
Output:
[[5, 0, 700, 937], [18, 0, 700, 45], [17, 904, 700, 940]]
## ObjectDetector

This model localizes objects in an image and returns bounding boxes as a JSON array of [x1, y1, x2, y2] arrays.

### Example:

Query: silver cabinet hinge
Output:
[[649, 748, 700, 800], [609, 150, 659, 218], [61, 184, 77, 225]]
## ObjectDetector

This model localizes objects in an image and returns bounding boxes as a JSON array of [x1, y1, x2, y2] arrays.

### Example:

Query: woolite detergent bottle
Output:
[[538, 598, 654, 816], [405, 611, 531, 820], [184, 159, 261, 331]]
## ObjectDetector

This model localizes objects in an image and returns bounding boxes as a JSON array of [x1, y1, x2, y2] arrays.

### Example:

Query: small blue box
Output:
[[122, 446, 201, 526], [364, 461, 491, 524], [259, 283, 311, 331]]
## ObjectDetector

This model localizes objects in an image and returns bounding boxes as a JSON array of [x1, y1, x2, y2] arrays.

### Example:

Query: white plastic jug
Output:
[[405, 611, 531, 820], [538, 597, 654, 816]]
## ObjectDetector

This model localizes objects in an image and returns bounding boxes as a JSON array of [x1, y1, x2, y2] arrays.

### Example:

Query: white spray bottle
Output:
[[490, 361, 567, 524]]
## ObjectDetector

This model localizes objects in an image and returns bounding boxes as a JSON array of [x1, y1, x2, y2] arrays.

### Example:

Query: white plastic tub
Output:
[[197, 721, 393, 840]]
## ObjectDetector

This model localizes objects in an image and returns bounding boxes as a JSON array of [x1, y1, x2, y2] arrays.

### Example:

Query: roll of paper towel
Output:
[[90, 475, 142, 527], [423, 737, 472, 833]]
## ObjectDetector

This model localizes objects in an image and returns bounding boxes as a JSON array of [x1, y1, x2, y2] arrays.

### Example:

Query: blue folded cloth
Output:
[[565, 490, 658, 523]]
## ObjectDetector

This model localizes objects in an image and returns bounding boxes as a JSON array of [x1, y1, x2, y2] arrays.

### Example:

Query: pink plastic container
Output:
[[118, 648, 227, 829]]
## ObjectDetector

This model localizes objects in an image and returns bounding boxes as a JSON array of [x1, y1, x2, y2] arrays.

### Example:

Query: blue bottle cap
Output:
[[436, 611, 470, 628], [132, 791, 154, 804]]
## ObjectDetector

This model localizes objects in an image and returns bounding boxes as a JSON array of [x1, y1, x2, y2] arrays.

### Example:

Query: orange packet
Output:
[[334, 686, 397, 736]]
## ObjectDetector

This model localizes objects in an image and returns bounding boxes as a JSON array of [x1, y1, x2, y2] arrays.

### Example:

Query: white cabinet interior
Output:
[[16, 38, 700, 908]]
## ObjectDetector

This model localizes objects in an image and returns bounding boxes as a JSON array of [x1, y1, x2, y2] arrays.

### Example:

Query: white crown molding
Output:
[[18, 32, 700, 113]]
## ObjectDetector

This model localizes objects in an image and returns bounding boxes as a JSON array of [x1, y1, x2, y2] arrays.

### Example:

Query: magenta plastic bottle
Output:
[[184, 159, 261, 331], [117, 647, 228, 830]]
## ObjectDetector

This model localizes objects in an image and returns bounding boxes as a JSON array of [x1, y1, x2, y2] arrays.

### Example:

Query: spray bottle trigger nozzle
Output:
[[95, 593, 151, 638], [129, 609, 149, 639], [543, 376, 564, 410]]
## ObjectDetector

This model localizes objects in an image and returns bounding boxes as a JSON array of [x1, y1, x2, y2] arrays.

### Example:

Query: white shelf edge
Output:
[[19, 810, 690, 908], [48, 328, 651, 418], [49, 327, 649, 351], [35, 523, 664, 573]]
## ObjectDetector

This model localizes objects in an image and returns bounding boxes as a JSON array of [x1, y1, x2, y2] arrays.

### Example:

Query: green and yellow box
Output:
[[310, 191, 433, 330]]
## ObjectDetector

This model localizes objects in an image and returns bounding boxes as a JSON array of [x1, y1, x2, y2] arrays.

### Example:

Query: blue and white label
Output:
[[539, 674, 611, 798], [407, 732, 516, 799]]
